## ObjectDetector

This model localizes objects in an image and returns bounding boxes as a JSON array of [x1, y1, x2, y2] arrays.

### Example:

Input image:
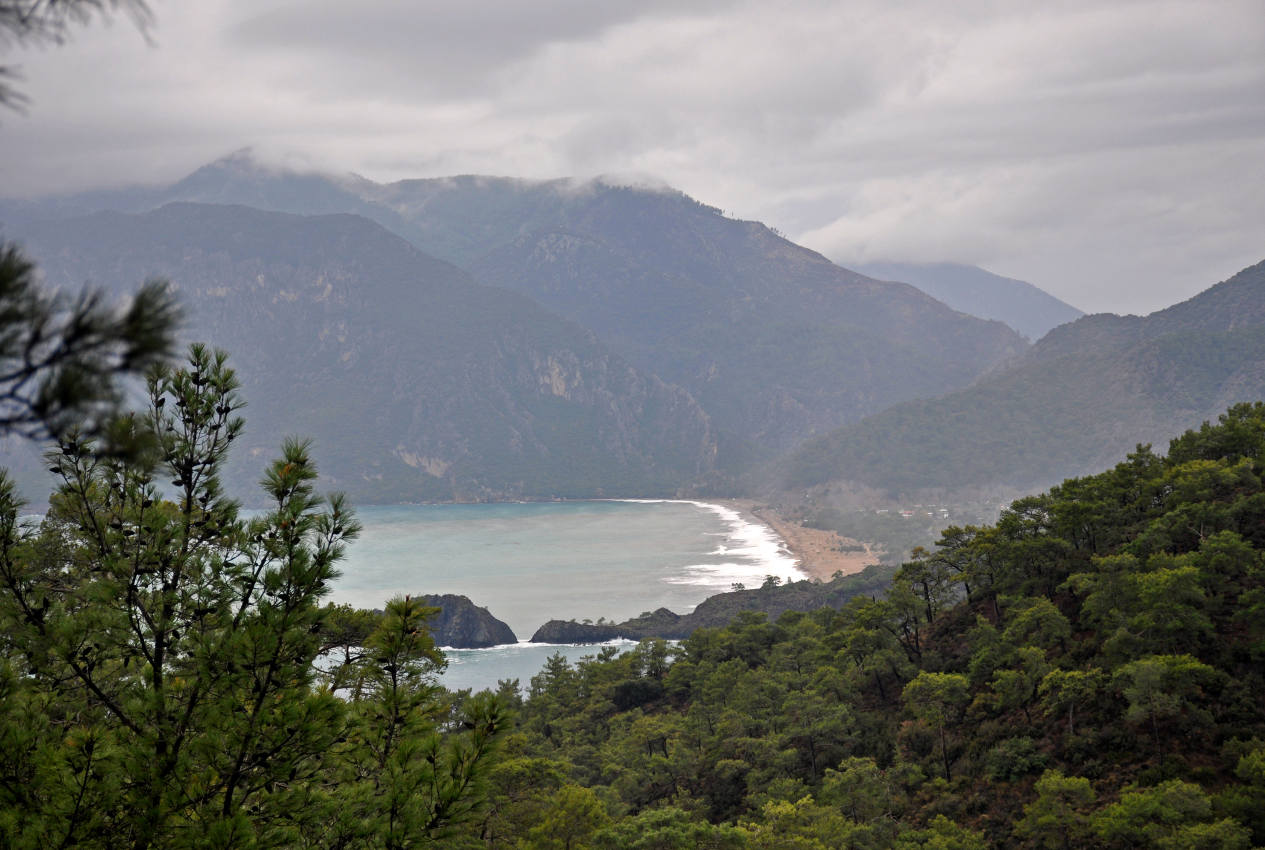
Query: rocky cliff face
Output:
[[419, 595, 517, 648]]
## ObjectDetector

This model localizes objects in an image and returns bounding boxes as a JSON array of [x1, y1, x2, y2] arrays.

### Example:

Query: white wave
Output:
[[440, 638, 641, 653], [608, 498, 806, 588], [515, 638, 641, 649]]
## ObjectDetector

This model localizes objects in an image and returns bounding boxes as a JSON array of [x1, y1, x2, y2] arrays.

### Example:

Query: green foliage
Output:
[[0, 347, 506, 848], [1092, 780, 1251, 850], [1114, 655, 1219, 753], [1038, 668, 1106, 739], [902, 673, 970, 780], [5, 350, 1265, 847], [799, 502, 1000, 566], [819, 756, 893, 823], [522, 784, 610, 850], [592, 806, 747, 850], [312, 595, 508, 847], [893, 815, 987, 850], [983, 737, 1047, 782], [0, 243, 178, 442], [482, 405, 1265, 848], [1015, 769, 1096, 850], [1001, 598, 1070, 650]]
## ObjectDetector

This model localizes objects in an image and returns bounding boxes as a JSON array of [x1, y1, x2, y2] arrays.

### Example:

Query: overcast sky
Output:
[[0, 0, 1262, 314]]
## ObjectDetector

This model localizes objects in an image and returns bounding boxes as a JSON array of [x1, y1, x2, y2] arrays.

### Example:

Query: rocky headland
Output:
[[529, 563, 894, 643], [419, 594, 518, 648]]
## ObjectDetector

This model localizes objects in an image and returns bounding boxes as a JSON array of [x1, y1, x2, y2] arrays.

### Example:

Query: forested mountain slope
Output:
[[451, 183, 1026, 453], [3, 203, 720, 502], [3, 153, 1029, 456], [1030, 258, 1265, 360], [786, 260, 1265, 495], [478, 404, 1265, 849]]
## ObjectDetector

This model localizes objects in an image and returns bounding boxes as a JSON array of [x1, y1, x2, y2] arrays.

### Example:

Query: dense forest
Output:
[[450, 403, 1265, 849], [4, 333, 1263, 846]]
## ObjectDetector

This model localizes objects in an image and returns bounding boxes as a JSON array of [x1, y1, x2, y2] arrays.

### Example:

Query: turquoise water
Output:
[[330, 500, 801, 691]]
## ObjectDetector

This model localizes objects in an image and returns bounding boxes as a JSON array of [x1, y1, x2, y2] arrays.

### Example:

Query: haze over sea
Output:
[[332, 500, 802, 691]]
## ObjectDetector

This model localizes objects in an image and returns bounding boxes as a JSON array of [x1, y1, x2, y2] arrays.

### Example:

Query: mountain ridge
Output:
[[786, 259, 1265, 495], [3, 153, 1029, 457], [3, 202, 722, 503], [852, 260, 1084, 341]]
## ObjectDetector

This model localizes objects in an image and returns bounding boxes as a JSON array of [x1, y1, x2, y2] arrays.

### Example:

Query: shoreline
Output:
[[714, 499, 880, 582]]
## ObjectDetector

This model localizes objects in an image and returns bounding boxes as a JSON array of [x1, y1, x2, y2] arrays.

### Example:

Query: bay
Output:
[[330, 499, 801, 691]]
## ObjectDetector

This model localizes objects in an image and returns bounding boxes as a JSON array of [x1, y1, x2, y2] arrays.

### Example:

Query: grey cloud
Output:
[[227, 0, 742, 97], [0, 0, 1262, 314]]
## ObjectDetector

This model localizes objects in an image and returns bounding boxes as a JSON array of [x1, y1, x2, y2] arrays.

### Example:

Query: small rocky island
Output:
[[419, 594, 517, 648]]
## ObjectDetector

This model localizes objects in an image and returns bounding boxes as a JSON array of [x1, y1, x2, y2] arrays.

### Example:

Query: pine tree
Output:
[[0, 346, 506, 848], [0, 245, 178, 443]]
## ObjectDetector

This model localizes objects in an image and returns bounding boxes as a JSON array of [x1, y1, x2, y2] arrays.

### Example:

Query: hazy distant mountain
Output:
[[1027, 260, 1265, 360], [786, 260, 1265, 495], [853, 261, 1084, 341], [17, 153, 1027, 457], [4, 203, 720, 503], [0, 150, 384, 225]]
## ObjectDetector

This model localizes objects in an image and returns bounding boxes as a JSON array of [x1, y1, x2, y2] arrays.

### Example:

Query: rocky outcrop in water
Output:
[[531, 608, 683, 643], [419, 595, 517, 648]]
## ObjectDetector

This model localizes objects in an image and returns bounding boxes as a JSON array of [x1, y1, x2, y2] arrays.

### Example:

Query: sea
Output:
[[330, 499, 803, 692]]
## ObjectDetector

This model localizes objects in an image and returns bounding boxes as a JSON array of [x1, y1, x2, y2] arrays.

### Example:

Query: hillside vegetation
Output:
[[529, 564, 897, 642], [0, 348, 509, 848], [6, 203, 720, 503], [462, 404, 1265, 849], [788, 260, 1265, 495]]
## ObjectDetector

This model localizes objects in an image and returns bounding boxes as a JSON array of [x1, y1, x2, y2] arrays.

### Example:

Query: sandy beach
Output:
[[718, 499, 880, 582]]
